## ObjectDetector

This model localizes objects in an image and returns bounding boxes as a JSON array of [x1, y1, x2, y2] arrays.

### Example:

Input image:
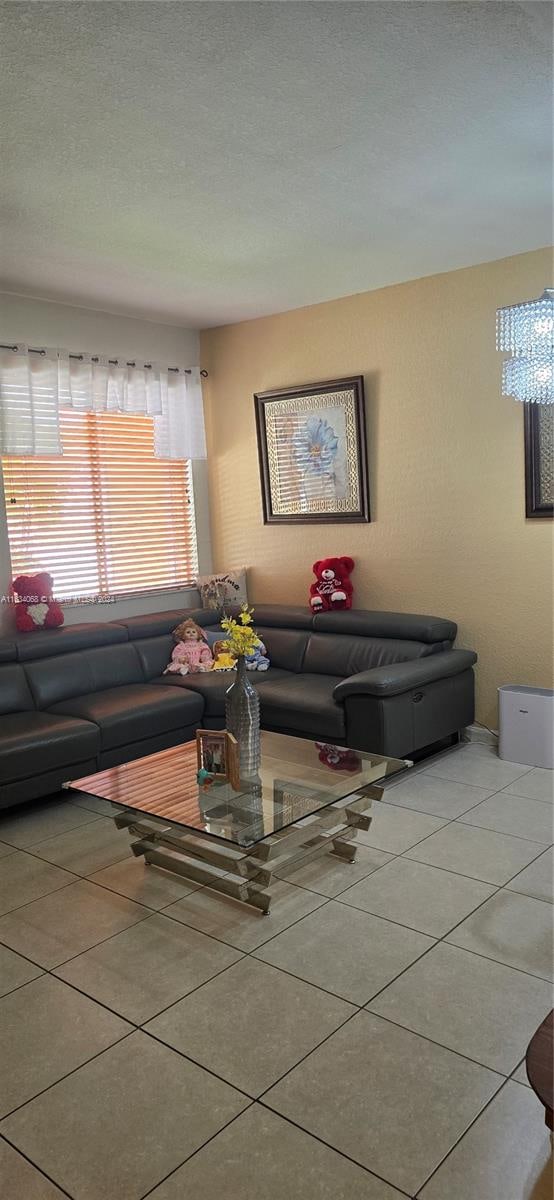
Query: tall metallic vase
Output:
[[225, 655, 261, 780]]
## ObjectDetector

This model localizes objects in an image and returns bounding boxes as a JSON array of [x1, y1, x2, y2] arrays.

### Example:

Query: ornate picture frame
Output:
[[254, 376, 370, 524], [524, 406, 553, 519]]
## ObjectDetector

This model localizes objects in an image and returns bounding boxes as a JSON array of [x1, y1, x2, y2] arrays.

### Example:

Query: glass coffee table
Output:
[[70, 732, 410, 914]]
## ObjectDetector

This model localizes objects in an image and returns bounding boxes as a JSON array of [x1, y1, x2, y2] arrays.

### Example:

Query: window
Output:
[[2, 409, 198, 600]]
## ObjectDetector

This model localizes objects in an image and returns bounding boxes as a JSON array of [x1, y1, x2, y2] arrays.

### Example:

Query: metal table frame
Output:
[[112, 784, 382, 914]]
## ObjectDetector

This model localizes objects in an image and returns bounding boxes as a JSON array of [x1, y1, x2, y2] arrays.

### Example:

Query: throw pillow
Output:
[[196, 568, 248, 611], [203, 628, 228, 648]]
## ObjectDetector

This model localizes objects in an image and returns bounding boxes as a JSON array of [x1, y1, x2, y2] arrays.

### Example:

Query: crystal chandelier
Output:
[[496, 288, 554, 404]]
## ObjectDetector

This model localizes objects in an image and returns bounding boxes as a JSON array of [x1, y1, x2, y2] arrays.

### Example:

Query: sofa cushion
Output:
[[49, 684, 203, 750], [203, 628, 225, 644], [247, 605, 314, 630], [0, 712, 100, 783], [313, 609, 457, 644], [114, 605, 211, 640], [14, 622, 127, 661], [255, 627, 308, 672], [302, 632, 434, 678], [25, 644, 144, 709], [0, 664, 35, 714], [255, 674, 345, 738], [0, 638, 17, 663], [115, 610, 185, 639], [134, 635, 174, 680], [156, 667, 290, 717]]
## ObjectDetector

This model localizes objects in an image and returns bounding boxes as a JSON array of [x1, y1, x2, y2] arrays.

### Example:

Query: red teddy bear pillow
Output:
[[11, 573, 64, 632], [309, 556, 354, 612]]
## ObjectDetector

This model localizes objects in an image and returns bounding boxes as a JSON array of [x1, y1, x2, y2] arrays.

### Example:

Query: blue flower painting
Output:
[[255, 377, 370, 523], [292, 417, 339, 476]]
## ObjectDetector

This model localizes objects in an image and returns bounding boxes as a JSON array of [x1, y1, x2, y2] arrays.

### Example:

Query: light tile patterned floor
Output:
[[0, 740, 552, 1199]]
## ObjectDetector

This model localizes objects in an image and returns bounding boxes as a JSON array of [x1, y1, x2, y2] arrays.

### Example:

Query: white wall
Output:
[[0, 293, 199, 362], [0, 292, 212, 633]]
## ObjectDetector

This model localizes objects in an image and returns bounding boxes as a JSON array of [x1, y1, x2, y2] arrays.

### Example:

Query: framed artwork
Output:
[[254, 376, 370, 524], [524, 405, 553, 518]]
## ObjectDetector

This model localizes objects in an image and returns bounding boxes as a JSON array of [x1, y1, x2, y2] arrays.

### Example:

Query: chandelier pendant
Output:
[[496, 288, 554, 404]]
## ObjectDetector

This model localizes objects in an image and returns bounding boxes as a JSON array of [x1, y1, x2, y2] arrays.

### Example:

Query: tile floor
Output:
[[0, 740, 552, 1199]]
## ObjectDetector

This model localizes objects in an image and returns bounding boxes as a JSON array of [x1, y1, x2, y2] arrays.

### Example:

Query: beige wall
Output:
[[201, 248, 553, 728]]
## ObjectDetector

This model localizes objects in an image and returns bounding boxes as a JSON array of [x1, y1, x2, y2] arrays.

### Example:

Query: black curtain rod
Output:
[[0, 344, 208, 377]]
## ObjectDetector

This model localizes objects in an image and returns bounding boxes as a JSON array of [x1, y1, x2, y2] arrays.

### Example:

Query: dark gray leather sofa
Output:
[[0, 604, 476, 810]]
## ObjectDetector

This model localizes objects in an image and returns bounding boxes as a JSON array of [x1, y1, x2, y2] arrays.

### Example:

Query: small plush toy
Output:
[[309, 557, 354, 612], [245, 638, 270, 671], [211, 640, 237, 671], [196, 767, 215, 789], [164, 618, 213, 675], [11, 572, 64, 632], [315, 743, 361, 772]]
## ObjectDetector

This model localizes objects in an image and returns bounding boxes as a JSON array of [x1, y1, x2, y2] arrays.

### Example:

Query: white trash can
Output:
[[498, 685, 554, 769]]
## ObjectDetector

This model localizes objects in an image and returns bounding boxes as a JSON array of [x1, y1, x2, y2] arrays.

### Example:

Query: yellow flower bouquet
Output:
[[220, 603, 259, 659]]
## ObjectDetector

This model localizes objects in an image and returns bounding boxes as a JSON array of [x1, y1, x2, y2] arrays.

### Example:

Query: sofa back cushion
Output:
[[312, 609, 456, 644], [0, 664, 35, 713], [247, 605, 314, 630], [134, 635, 173, 680], [0, 638, 17, 663], [88, 644, 143, 690], [255, 627, 308, 672], [302, 632, 434, 678], [114, 606, 211, 640], [25, 644, 143, 709], [14, 623, 127, 661]]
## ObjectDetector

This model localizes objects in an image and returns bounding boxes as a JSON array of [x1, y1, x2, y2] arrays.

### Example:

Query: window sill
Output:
[[61, 584, 199, 610]]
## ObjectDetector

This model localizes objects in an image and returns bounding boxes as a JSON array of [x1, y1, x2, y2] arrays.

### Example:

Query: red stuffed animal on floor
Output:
[[309, 556, 354, 612], [11, 573, 64, 632]]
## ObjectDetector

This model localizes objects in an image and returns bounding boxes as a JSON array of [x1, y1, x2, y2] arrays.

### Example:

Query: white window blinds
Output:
[[3, 409, 198, 600]]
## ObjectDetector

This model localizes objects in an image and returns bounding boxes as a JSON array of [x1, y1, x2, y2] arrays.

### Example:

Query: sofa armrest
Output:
[[333, 649, 477, 701]]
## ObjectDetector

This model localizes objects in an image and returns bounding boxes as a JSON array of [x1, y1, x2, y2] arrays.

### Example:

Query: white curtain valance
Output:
[[0, 345, 206, 460]]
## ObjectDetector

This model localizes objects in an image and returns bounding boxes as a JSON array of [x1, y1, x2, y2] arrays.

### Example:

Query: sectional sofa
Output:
[[0, 603, 477, 809]]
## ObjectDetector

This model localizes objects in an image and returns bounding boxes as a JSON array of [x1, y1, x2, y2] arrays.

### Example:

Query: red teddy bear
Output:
[[11, 573, 64, 632], [315, 743, 361, 772], [309, 556, 354, 612]]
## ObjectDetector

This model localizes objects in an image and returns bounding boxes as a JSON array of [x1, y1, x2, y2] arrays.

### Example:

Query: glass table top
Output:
[[71, 731, 410, 849]]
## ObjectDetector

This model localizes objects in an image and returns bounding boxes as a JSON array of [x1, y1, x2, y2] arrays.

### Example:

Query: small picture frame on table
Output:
[[196, 730, 240, 789]]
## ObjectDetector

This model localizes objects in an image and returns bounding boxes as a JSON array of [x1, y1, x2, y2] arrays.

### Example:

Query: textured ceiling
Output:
[[1, 1, 552, 328]]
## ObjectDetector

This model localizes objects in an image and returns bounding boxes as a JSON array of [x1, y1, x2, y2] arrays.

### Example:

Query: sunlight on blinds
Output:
[[3, 410, 197, 600]]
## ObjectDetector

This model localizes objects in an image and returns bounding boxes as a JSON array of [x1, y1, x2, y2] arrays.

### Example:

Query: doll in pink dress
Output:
[[164, 618, 213, 675]]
